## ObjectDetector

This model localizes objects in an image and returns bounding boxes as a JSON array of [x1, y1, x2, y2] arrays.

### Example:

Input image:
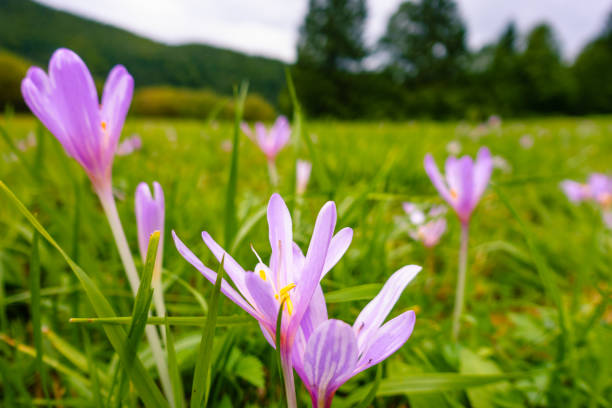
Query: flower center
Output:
[[450, 189, 458, 199], [274, 283, 296, 315]]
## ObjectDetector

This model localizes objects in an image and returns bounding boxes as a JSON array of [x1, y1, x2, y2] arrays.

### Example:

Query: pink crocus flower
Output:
[[116, 134, 142, 156], [561, 173, 612, 205], [173, 193, 353, 407], [241, 116, 291, 162], [296, 160, 312, 195], [424, 147, 493, 226], [21, 48, 133, 192], [403, 203, 447, 248], [292, 267, 420, 408]]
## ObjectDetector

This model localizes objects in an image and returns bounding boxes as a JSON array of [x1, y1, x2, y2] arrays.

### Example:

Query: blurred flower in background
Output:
[[116, 134, 142, 156]]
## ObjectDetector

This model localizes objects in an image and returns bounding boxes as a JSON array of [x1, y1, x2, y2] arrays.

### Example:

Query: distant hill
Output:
[[0, 0, 286, 104]]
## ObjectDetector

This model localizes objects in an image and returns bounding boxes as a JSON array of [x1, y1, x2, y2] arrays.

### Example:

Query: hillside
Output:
[[0, 0, 286, 104]]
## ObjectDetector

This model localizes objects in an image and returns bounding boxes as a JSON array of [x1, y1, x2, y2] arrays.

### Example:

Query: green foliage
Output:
[[380, 0, 468, 84], [297, 0, 368, 71], [0, 49, 30, 111]]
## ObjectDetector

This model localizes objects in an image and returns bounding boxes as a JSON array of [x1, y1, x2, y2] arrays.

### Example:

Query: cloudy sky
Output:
[[35, 0, 611, 62]]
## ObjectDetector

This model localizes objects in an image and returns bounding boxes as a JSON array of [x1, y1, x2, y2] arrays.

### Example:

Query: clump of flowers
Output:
[[402, 202, 447, 248]]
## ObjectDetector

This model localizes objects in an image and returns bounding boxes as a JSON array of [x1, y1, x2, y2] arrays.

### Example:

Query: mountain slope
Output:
[[0, 0, 286, 103]]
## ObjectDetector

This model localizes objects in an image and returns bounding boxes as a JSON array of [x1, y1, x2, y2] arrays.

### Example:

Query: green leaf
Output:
[[29, 231, 50, 403], [191, 256, 224, 408], [235, 354, 265, 389], [224, 81, 249, 247], [165, 317, 185, 408], [0, 181, 169, 408], [325, 284, 382, 303], [81, 327, 103, 408], [69, 315, 252, 327], [355, 363, 382, 408], [460, 348, 509, 408], [377, 372, 535, 396]]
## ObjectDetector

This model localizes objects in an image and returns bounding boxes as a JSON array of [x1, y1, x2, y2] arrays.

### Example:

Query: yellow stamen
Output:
[[450, 189, 458, 199], [259, 269, 266, 281], [275, 283, 296, 316], [101, 121, 107, 130]]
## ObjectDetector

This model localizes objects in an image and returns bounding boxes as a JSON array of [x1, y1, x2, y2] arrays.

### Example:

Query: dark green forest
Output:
[[2, 0, 612, 120]]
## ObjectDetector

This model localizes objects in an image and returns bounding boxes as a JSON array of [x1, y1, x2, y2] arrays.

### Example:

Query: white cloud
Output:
[[34, 0, 611, 62]]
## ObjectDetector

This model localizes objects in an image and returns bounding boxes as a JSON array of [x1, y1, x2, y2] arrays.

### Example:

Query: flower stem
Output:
[[281, 348, 297, 408], [452, 222, 469, 341], [268, 159, 279, 189], [96, 184, 174, 406]]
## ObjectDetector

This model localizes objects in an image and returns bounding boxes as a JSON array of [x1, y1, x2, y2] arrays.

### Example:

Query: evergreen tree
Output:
[[380, 0, 467, 84], [296, 0, 368, 71]]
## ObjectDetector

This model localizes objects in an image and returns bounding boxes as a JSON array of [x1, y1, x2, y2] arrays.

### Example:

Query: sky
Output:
[[35, 0, 612, 62]]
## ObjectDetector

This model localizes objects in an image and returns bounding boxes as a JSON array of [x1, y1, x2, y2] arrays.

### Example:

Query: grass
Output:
[[0, 113, 611, 407]]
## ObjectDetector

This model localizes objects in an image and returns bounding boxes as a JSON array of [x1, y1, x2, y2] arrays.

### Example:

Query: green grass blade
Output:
[[355, 363, 382, 408], [124, 231, 159, 368], [275, 298, 288, 408], [81, 327, 103, 408], [0, 180, 169, 408], [224, 81, 249, 247], [229, 204, 267, 253], [0, 124, 36, 178], [376, 372, 536, 396], [29, 231, 50, 403], [166, 272, 208, 313], [324, 283, 382, 303], [191, 256, 224, 408], [68, 315, 252, 327], [165, 317, 185, 408], [44, 328, 111, 386]]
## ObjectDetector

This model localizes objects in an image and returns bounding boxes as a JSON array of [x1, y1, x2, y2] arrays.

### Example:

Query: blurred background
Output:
[[2, 0, 612, 120]]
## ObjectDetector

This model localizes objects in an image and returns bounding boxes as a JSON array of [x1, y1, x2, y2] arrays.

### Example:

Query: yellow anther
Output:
[[450, 189, 458, 199], [275, 283, 296, 316], [101, 121, 107, 130], [259, 269, 267, 281]]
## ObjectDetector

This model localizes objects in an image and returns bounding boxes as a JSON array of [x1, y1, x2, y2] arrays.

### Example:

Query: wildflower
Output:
[[424, 147, 492, 225], [519, 134, 534, 149], [491, 155, 512, 174], [424, 147, 492, 340], [241, 117, 291, 186], [403, 203, 447, 248], [21, 48, 173, 400], [135, 182, 165, 279], [296, 160, 312, 195], [21, 48, 133, 192], [292, 267, 420, 408], [173, 193, 352, 407], [241, 116, 290, 161], [116, 134, 142, 156], [446, 140, 461, 155]]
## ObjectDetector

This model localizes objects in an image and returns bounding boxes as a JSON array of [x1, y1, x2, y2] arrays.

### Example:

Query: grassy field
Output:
[[0, 114, 611, 407]]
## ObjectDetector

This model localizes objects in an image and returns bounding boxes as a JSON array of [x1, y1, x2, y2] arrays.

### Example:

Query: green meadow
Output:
[[1, 114, 611, 407]]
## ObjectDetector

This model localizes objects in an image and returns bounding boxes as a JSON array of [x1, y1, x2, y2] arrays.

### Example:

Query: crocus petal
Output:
[[48, 49, 102, 176], [290, 201, 336, 336], [201, 231, 255, 306], [472, 147, 492, 204], [293, 283, 328, 379], [268, 193, 294, 288], [101, 65, 134, 156], [172, 231, 259, 320], [353, 265, 421, 352], [454, 156, 475, 222], [272, 116, 291, 152], [354, 310, 416, 375], [255, 122, 271, 156], [321, 227, 353, 278], [135, 181, 164, 262], [424, 154, 453, 205], [21, 67, 67, 148], [303, 320, 358, 406], [245, 272, 278, 328]]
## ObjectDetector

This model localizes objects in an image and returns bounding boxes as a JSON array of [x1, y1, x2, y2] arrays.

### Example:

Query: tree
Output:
[[573, 10, 612, 113], [520, 23, 573, 113], [296, 0, 368, 71], [379, 0, 467, 84]]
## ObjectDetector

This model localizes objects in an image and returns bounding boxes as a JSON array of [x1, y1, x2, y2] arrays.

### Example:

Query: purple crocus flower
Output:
[[292, 267, 420, 408], [561, 173, 612, 206], [173, 193, 352, 407], [424, 147, 492, 225], [135, 182, 165, 269], [241, 116, 291, 162], [21, 48, 133, 192], [560, 180, 590, 203], [411, 218, 447, 248]]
